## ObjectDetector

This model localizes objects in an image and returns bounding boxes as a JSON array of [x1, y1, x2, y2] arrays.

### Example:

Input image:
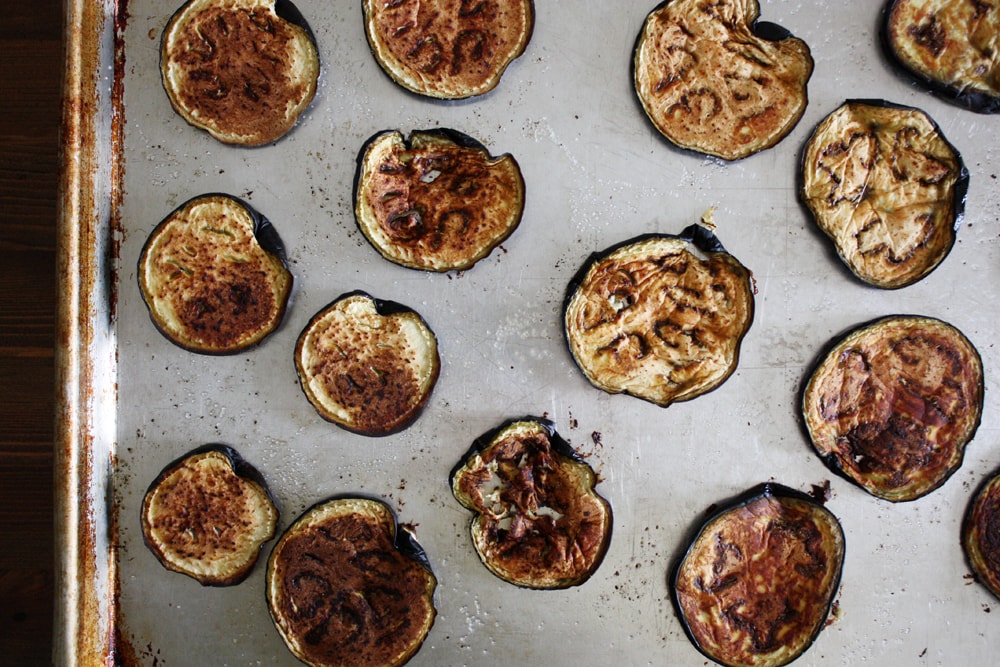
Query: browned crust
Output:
[[964, 470, 1000, 600]]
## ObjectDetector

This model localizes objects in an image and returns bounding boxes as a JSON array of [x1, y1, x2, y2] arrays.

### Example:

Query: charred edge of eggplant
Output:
[[963, 467, 1000, 600], [273, 0, 318, 48], [311, 289, 426, 322], [878, 2, 1000, 114]]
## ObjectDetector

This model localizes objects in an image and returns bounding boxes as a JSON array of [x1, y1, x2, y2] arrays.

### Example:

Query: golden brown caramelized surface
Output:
[[964, 471, 1000, 600]]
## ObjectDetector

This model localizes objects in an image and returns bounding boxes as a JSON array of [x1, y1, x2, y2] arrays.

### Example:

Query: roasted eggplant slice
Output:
[[354, 129, 525, 272], [803, 315, 983, 502], [564, 223, 754, 407], [138, 193, 293, 354], [294, 292, 440, 436], [801, 100, 969, 289], [266, 497, 437, 667], [362, 0, 533, 99], [633, 0, 813, 160], [160, 0, 320, 145], [883, 0, 1000, 113], [450, 418, 612, 589], [140, 445, 278, 586], [963, 469, 1000, 600], [673, 483, 845, 667]]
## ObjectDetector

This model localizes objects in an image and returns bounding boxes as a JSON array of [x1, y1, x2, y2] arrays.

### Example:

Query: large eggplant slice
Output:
[[633, 0, 813, 160], [963, 468, 1000, 600], [883, 0, 1000, 114], [673, 483, 845, 667], [800, 100, 969, 289], [140, 445, 278, 586], [266, 497, 437, 667], [362, 0, 533, 99], [354, 129, 525, 272], [564, 223, 754, 407], [138, 193, 293, 354], [450, 418, 612, 589], [802, 315, 983, 502], [294, 292, 440, 436], [160, 0, 320, 145]]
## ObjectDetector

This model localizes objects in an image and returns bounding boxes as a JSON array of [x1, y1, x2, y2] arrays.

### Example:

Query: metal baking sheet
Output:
[[58, 0, 1000, 664]]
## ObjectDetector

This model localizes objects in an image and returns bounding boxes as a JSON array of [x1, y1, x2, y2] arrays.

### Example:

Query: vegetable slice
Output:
[[633, 0, 813, 160], [160, 0, 320, 145], [450, 417, 612, 589], [294, 292, 440, 436], [354, 129, 525, 272], [800, 100, 968, 289], [362, 0, 533, 99], [802, 315, 983, 502], [266, 497, 437, 667], [963, 468, 1000, 600], [673, 483, 845, 667], [564, 223, 754, 407], [140, 445, 278, 586], [138, 193, 293, 354]]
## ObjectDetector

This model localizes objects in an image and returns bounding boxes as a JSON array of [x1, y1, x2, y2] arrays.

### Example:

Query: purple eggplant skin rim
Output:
[[669, 482, 846, 667], [879, 1, 1000, 114], [796, 98, 970, 290], [796, 314, 985, 503], [962, 466, 1000, 601]]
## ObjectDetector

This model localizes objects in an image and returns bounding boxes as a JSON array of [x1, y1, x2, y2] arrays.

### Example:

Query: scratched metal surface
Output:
[[108, 1, 1000, 665]]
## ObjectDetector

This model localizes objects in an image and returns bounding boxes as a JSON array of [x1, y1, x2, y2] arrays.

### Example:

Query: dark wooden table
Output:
[[0, 0, 63, 663]]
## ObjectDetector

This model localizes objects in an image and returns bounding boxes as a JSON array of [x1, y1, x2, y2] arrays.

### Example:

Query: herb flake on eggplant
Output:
[[802, 315, 983, 502], [963, 468, 1000, 601]]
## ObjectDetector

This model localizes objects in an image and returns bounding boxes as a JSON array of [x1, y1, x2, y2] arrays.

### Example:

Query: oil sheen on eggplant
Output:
[[160, 0, 320, 145], [450, 418, 612, 589], [803, 315, 983, 502], [137, 193, 293, 354], [266, 497, 437, 667], [673, 483, 845, 667], [362, 0, 533, 99], [963, 469, 1000, 600], [800, 100, 968, 289], [354, 129, 525, 272], [633, 0, 813, 160]]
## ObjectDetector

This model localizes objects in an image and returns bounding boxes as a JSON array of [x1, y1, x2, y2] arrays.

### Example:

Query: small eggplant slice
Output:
[[673, 483, 845, 667], [564, 223, 754, 407], [450, 418, 612, 589], [963, 469, 1000, 600], [883, 0, 1000, 114], [138, 193, 293, 354], [633, 0, 813, 160], [803, 315, 983, 502], [362, 0, 533, 99], [160, 0, 320, 145], [266, 497, 437, 667], [294, 292, 440, 436], [354, 129, 525, 272], [801, 100, 969, 289], [140, 445, 278, 586]]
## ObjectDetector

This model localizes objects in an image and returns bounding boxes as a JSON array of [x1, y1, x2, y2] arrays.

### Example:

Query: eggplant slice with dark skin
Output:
[[140, 445, 278, 586], [633, 0, 814, 160], [294, 292, 440, 436], [138, 193, 294, 355], [450, 417, 612, 589], [882, 0, 1000, 114], [963, 468, 1000, 601], [673, 483, 845, 667], [802, 315, 983, 503], [564, 223, 754, 407], [800, 100, 969, 289], [266, 496, 437, 667], [354, 129, 525, 272], [362, 0, 534, 99], [160, 0, 320, 145]]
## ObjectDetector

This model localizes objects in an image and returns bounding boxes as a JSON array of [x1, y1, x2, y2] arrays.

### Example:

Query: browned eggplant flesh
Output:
[[802, 315, 983, 502], [964, 469, 1000, 600], [801, 100, 968, 289], [140, 445, 278, 586], [450, 418, 612, 589], [633, 0, 814, 160], [137, 193, 293, 354], [673, 483, 845, 667], [355, 129, 525, 272], [266, 497, 437, 667]]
